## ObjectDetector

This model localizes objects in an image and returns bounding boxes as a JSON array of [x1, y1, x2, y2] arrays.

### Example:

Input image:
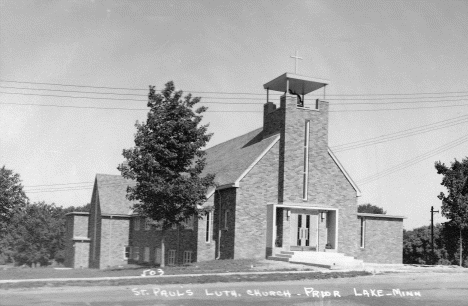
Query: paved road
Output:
[[1, 272, 468, 306]]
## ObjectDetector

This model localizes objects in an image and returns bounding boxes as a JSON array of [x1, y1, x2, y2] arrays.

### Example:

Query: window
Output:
[[133, 246, 140, 260], [145, 218, 151, 231], [124, 246, 130, 260], [171, 223, 177, 230], [182, 216, 194, 230], [302, 120, 310, 200], [143, 247, 150, 262], [134, 217, 140, 231], [154, 247, 162, 264], [168, 250, 176, 265], [154, 220, 163, 231], [224, 210, 229, 230], [183, 251, 193, 264], [205, 211, 213, 243], [360, 218, 366, 248]]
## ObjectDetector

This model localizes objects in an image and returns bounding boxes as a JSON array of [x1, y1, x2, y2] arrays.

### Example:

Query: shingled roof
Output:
[[202, 128, 280, 186], [94, 128, 280, 213], [95, 174, 136, 215]]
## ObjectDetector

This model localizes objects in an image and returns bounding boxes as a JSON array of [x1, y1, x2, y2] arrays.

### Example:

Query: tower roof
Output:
[[263, 73, 329, 95]]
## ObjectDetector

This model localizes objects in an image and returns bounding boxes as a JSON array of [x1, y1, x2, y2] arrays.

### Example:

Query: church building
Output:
[[65, 72, 405, 269]]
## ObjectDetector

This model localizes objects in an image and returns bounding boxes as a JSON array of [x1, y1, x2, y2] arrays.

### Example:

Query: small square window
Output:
[[145, 218, 151, 231], [154, 220, 163, 231], [124, 246, 130, 260], [168, 250, 176, 265], [183, 251, 192, 264]]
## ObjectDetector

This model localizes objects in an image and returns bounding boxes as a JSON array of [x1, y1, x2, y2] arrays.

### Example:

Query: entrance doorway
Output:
[[290, 212, 318, 251]]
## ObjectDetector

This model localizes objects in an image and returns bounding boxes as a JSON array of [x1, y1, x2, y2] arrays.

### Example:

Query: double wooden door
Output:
[[291, 213, 318, 250]]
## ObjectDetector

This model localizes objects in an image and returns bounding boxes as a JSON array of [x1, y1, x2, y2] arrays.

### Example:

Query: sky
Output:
[[1, 0, 468, 230]]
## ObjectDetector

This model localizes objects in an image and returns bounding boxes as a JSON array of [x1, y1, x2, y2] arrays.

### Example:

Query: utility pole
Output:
[[431, 206, 439, 264]]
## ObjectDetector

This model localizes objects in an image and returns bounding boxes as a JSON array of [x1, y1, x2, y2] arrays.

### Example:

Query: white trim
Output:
[[360, 218, 366, 248], [357, 213, 406, 219], [273, 203, 339, 211], [217, 183, 238, 190], [234, 134, 280, 187], [270, 203, 339, 252], [328, 148, 361, 197], [303, 120, 310, 200]]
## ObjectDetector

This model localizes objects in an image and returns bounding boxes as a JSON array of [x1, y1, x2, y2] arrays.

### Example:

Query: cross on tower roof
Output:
[[290, 50, 303, 74]]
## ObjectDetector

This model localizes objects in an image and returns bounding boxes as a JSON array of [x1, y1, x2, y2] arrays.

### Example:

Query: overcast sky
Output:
[[1, 0, 468, 230]]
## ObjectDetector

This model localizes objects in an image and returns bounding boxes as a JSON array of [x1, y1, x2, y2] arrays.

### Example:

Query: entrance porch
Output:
[[266, 204, 364, 269], [266, 203, 338, 255]]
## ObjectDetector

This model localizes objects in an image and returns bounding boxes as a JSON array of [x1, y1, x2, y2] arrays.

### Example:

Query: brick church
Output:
[[65, 72, 405, 269]]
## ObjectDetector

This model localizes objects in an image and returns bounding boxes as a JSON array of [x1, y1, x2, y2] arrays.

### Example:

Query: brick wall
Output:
[[357, 216, 404, 264], [129, 216, 199, 266], [234, 141, 280, 259], [64, 213, 90, 268], [73, 242, 90, 268], [213, 188, 237, 259], [99, 216, 130, 268]]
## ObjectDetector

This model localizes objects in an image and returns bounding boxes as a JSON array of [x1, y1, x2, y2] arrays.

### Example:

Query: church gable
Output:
[[95, 174, 136, 215]]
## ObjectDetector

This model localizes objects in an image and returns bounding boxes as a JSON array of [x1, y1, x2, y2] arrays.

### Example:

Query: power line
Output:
[[331, 115, 468, 152], [24, 181, 135, 193], [3, 79, 468, 97], [5, 85, 468, 103], [0, 91, 262, 104], [357, 134, 468, 185], [328, 102, 468, 112], [0, 101, 262, 112], [3, 91, 468, 112]]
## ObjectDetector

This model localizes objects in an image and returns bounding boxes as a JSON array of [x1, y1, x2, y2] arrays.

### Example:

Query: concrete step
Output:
[[275, 253, 292, 258], [271, 251, 365, 270], [267, 256, 290, 262]]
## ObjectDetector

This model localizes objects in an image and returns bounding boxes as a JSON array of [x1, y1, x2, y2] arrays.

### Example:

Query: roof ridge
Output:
[[205, 126, 263, 151]]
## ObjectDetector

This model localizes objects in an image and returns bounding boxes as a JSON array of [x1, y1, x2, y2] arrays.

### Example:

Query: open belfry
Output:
[[65, 61, 405, 269]]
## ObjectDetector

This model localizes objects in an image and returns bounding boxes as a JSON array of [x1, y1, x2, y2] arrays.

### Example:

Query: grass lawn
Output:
[[0, 259, 371, 289], [0, 259, 300, 280]]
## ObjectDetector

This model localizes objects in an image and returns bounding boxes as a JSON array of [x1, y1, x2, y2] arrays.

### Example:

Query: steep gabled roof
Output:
[[93, 128, 280, 214], [202, 128, 280, 187], [95, 174, 136, 215]]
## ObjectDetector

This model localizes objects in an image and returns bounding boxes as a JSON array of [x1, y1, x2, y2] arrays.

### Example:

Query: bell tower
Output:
[[262, 72, 329, 203]]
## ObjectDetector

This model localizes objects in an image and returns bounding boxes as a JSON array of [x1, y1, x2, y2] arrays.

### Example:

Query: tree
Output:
[[435, 157, 468, 267], [0, 166, 27, 224], [118, 81, 216, 266], [0, 202, 90, 266], [358, 203, 386, 214]]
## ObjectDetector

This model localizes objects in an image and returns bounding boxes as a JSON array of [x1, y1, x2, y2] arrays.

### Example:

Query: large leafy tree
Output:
[[0, 202, 90, 266], [358, 203, 386, 214], [435, 157, 468, 266], [118, 81, 215, 266], [0, 166, 27, 224]]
